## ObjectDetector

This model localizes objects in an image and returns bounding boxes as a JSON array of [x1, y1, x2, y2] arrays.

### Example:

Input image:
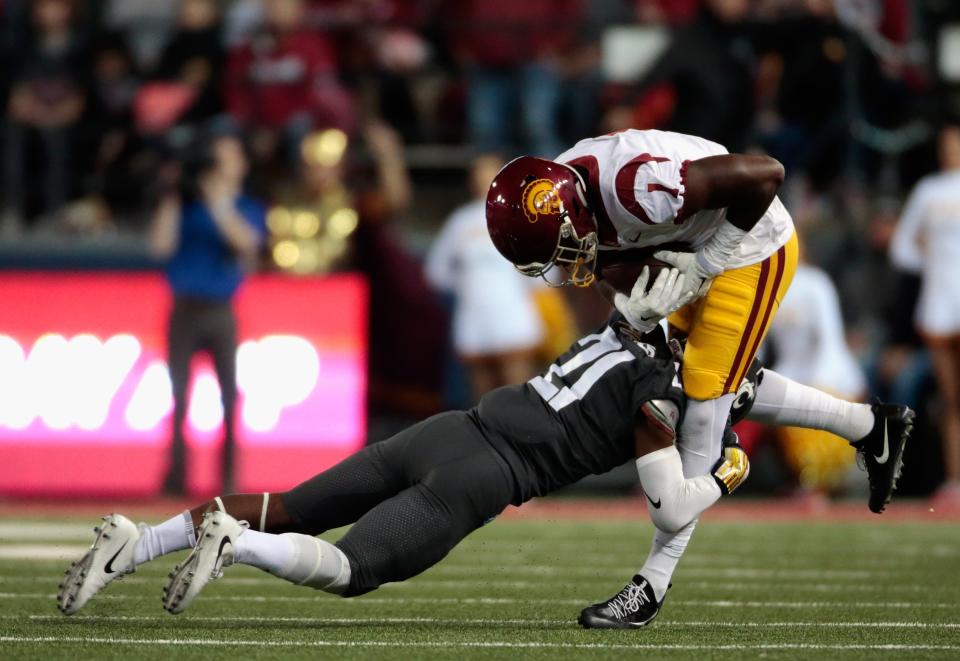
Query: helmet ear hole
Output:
[[565, 165, 590, 208], [570, 194, 586, 221], [574, 179, 589, 208]]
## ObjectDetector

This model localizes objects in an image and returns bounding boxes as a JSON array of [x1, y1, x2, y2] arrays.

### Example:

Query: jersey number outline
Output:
[[529, 327, 636, 411]]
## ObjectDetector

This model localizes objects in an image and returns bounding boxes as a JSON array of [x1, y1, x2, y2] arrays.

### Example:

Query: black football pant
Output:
[[281, 412, 516, 596], [165, 296, 239, 494]]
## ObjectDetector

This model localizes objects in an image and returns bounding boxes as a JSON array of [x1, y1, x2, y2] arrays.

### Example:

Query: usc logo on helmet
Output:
[[521, 179, 562, 223]]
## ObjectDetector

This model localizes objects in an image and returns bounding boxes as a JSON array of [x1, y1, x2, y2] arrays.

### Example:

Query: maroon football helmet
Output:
[[485, 156, 598, 287]]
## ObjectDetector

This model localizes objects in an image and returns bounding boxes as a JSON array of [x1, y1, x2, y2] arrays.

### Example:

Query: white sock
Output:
[[636, 446, 721, 534], [133, 511, 196, 566], [638, 395, 732, 599], [676, 395, 734, 476], [234, 531, 351, 595], [749, 369, 874, 441], [234, 529, 294, 575], [641, 521, 696, 601]]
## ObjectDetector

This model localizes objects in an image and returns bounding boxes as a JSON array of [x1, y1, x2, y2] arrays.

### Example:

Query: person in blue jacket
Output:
[[148, 129, 267, 495]]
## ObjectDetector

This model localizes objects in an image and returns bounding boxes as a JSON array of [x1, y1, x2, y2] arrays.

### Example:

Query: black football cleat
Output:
[[852, 401, 915, 514], [578, 574, 664, 629]]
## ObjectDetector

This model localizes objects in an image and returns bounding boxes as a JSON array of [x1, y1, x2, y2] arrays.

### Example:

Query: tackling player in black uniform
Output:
[[57, 314, 749, 621]]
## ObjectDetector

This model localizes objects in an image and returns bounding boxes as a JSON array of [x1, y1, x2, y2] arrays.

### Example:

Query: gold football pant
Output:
[[668, 233, 799, 400]]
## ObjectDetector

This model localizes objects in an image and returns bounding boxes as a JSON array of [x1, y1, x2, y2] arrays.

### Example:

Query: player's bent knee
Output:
[[680, 398, 716, 436], [648, 499, 694, 534], [649, 509, 685, 534]]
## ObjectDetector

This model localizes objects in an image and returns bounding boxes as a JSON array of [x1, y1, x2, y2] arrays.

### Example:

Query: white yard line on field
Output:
[[0, 636, 958, 652], [3, 524, 957, 557], [7, 614, 960, 629], [0, 545, 88, 560], [0, 564, 901, 580], [432, 566, 888, 579], [0, 592, 956, 609], [449, 539, 960, 556], [234, 578, 933, 592], [0, 524, 98, 540], [0, 575, 933, 592], [0, 547, 928, 573]]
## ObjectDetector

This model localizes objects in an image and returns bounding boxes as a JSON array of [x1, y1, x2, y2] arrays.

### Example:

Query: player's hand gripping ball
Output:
[[611, 266, 693, 334], [594, 248, 697, 333]]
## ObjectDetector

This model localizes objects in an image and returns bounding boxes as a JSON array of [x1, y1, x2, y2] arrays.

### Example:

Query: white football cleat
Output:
[[57, 513, 139, 615], [162, 510, 248, 614]]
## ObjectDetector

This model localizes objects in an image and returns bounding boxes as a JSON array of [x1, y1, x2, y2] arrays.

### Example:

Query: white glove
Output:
[[653, 250, 716, 301], [614, 266, 694, 333]]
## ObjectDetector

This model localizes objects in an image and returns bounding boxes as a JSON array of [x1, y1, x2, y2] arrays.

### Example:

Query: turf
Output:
[[1, 506, 958, 659]]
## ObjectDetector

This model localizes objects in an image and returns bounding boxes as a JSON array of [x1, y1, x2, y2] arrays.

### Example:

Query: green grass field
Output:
[[1, 504, 958, 659]]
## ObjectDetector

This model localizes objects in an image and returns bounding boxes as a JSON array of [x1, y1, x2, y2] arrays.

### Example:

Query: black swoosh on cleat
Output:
[[216, 536, 231, 563], [645, 493, 662, 509], [104, 541, 128, 574]]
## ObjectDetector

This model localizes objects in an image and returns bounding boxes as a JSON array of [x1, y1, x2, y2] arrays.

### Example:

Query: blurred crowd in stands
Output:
[[2, 0, 960, 499], [3, 0, 951, 229]]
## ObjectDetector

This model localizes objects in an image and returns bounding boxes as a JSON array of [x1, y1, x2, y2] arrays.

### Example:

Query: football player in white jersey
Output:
[[486, 128, 915, 627]]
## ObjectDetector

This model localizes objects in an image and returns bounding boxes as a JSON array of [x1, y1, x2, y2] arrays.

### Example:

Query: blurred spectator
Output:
[[344, 123, 449, 425], [1, 0, 29, 51], [768, 260, 866, 407], [267, 121, 411, 274], [148, 129, 267, 495], [850, 201, 924, 402], [754, 0, 850, 189], [225, 0, 354, 170], [363, 1, 435, 144], [447, 0, 580, 157], [557, 0, 630, 145], [3, 0, 87, 231], [224, 0, 265, 47], [604, 0, 757, 151], [154, 0, 225, 125], [99, 0, 179, 70], [425, 154, 546, 400], [83, 32, 141, 220], [635, 0, 701, 24], [759, 257, 865, 498], [266, 119, 446, 425], [267, 127, 356, 274], [890, 124, 960, 506]]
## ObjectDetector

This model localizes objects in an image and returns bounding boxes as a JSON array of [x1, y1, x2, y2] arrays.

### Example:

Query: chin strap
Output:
[[568, 257, 596, 288]]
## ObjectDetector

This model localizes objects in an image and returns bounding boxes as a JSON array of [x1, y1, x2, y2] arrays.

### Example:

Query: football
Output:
[[594, 245, 689, 305]]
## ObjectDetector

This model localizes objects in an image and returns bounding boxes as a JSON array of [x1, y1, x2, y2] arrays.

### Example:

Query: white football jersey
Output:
[[890, 169, 960, 335], [555, 129, 794, 269]]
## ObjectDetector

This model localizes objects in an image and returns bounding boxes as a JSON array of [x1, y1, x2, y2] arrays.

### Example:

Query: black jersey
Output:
[[474, 314, 683, 503]]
